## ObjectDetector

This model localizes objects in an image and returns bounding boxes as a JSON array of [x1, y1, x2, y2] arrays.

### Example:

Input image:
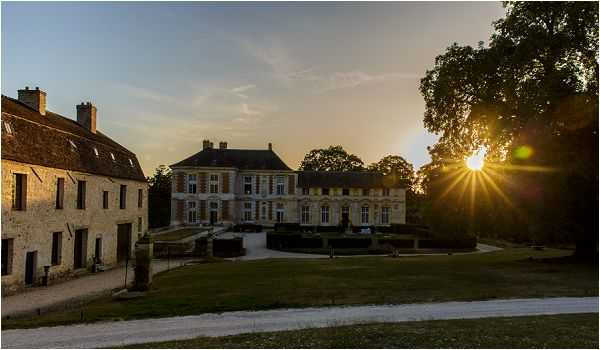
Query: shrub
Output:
[[378, 238, 414, 249], [213, 238, 245, 258], [418, 236, 477, 249], [274, 223, 301, 233], [266, 233, 322, 249], [328, 237, 372, 249], [233, 223, 263, 232]]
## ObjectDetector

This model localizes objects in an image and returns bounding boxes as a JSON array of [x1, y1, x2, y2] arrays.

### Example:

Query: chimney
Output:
[[202, 139, 211, 150], [18, 86, 47, 115], [76, 102, 97, 134], [219, 141, 228, 149], [268, 142, 273, 151]]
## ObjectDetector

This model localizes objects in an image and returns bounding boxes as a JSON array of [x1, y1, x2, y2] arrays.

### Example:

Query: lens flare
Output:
[[466, 148, 486, 171]]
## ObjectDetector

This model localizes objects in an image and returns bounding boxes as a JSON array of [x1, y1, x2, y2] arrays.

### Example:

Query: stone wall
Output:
[[1, 160, 148, 294]]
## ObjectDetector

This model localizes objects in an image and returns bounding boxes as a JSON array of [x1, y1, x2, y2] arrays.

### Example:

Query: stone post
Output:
[[133, 233, 153, 291]]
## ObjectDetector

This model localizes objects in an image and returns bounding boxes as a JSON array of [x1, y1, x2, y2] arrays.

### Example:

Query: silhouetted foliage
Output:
[[299, 145, 365, 171], [148, 165, 172, 228], [419, 2, 598, 258]]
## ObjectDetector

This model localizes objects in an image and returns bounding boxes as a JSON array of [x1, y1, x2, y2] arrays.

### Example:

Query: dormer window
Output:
[[93, 147, 99, 157], [110, 152, 115, 161], [128, 158, 134, 167], [68, 139, 77, 150], [3, 121, 13, 134]]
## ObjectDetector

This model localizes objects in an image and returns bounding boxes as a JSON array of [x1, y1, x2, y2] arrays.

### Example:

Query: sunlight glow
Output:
[[466, 147, 487, 171]]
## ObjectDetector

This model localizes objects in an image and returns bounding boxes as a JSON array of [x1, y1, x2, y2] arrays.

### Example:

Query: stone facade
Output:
[[170, 142, 405, 227], [1, 89, 147, 295]]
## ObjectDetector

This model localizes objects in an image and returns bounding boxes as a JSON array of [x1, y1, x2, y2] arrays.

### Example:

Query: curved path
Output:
[[2, 297, 596, 348]]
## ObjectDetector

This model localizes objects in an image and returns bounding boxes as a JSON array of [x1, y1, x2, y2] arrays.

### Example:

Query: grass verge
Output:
[[2, 248, 597, 330], [124, 313, 599, 348]]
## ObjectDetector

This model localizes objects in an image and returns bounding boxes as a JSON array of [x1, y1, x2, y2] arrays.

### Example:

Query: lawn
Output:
[[2, 247, 597, 329], [125, 313, 599, 349]]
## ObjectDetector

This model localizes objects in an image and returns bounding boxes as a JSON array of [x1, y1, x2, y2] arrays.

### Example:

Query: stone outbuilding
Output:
[[1, 87, 147, 295]]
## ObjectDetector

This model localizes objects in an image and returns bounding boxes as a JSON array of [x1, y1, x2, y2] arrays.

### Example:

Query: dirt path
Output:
[[2, 297, 596, 348], [1, 259, 191, 318]]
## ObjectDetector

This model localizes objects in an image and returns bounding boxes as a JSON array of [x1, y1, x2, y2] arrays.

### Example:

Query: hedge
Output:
[[378, 238, 414, 249], [419, 237, 477, 249], [267, 233, 322, 249], [328, 237, 372, 249], [213, 238, 245, 258], [233, 223, 263, 232]]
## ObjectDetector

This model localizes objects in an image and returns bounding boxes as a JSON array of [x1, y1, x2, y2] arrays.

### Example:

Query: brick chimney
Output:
[[76, 102, 97, 134], [202, 139, 211, 150], [219, 141, 228, 149], [18, 86, 47, 116], [268, 142, 273, 151]]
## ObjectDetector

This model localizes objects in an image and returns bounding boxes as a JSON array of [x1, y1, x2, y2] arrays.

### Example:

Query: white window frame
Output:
[[276, 176, 285, 195], [361, 206, 369, 225], [321, 206, 330, 224], [243, 202, 253, 222], [209, 174, 219, 194], [301, 206, 310, 224], [243, 176, 253, 195], [381, 207, 390, 224], [188, 174, 197, 194], [275, 203, 285, 223], [188, 201, 197, 223]]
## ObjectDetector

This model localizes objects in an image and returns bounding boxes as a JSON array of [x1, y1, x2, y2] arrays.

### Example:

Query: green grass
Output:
[[2, 248, 597, 330], [124, 313, 599, 349]]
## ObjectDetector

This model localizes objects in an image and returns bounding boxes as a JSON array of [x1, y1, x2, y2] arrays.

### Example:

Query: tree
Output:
[[419, 2, 598, 258], [147, 165, 172, 228], [299, 145, 365, 171]]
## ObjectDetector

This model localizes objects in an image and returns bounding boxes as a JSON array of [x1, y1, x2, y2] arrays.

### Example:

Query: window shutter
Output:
[[199, 200, 207, 220], [255, 175, 260, 194], [199, 173, 207, 193], [288, 175, 295, 195], [21, 174, 27, 210], [222, 200, 229, 220], [222, 173, 229, 193], [57, 233, 63, 263], [269, 176, 273, 195], [268, 201, 273, 220]]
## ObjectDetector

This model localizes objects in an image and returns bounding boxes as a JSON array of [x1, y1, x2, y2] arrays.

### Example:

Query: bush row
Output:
[[273, 223, 432, 235]]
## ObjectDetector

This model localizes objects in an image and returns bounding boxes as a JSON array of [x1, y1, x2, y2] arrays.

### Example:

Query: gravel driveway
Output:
[[2, 297, 596, 348]]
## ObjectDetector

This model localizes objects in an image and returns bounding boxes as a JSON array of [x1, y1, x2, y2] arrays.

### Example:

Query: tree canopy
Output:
[[299, 145, 365, 172], [368, 155, 416, 189], [147, 165, 172, 229]]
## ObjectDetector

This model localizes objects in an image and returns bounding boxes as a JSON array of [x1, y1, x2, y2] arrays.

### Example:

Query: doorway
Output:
[[73, 229, 88, 269], [24, 251, 37, 286], [117, 223, 132, 263], [94, 237, 103, 264]]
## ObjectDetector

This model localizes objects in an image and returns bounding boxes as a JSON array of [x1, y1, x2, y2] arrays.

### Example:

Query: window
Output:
[[321, 206, 330, 224], [362, 188, 370, 196], [77, 180, 86, 209], [68, 139, 77, 150], [138, 217, 143, 232], [261, 204, 267, 220], [381, 207, 390, 224], [56, 177, 64, 209], [301, 206, 310, 224], [275, 203, 284, 223], [128, 158, 134, 167], [342, 188, 350, 196], [2, 238, 14, 275], [51, 232, 62, 266], [110, 152, 115, 161], [93, 147, 99, 157], [188, 174, 197, 193], [138, 189, 143, 208], [209, 174, 219, 193], [302, 187, 309, 195], [361, 206, 370, 225], [188, 201, 197, 223], [102, 191, 109, 209], [276, 176, 285, 195], [342, 206, 350, 218], [120, 185, 127, 209], [383, 188, 390, 197], [12, 173, 27, 210], [243, 202, 253, 221], [322, 188, 330, 196], [244, 176, 253, 195], [3, 121, 13, 134]]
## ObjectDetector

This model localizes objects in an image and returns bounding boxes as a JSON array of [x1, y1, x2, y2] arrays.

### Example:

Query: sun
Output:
[[466, 148, 486, 171]]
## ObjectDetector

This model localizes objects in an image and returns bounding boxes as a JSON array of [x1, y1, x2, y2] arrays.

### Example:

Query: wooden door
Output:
[[117, 224, 132, 263], [25, 251, 37, 285]]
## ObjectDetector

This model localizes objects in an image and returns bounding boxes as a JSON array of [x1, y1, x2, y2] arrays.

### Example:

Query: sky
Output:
[[2, 1, 506, 176]]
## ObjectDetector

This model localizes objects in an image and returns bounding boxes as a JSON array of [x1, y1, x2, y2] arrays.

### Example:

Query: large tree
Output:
[[419, 2, 598, 257], [299, 145, 365, 172], [147, 165, 172, 228]]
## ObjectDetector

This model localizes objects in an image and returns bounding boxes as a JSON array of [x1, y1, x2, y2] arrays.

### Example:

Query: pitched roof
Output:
[[297, 171, 405, 189], [1, 95, 146, 182], [171, 148, 292, 171]]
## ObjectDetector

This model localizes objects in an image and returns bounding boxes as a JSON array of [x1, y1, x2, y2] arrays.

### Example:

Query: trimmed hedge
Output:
[[233, 223, 263, 232], [267, 234, 322, 249], [274, 223, 302, 233], [379, 238, 414, 249], [376, 224, 432, 235], [213, 238, 245, 258], [419, 237, 477, 249], [328, 237, 372, 249]]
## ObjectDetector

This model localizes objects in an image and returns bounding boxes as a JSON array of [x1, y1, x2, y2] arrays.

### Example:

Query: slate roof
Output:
[[1, 95, 146, 182], [297, 171, 404, 189], [171, 148, 292, 171]]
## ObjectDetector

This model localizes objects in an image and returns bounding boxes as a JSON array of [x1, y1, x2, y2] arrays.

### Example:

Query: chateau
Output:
[[170, 141, 406, 227], [1, 88, 147, 294]]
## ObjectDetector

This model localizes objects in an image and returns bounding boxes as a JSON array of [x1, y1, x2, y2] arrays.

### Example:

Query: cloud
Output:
[[115, 84, 178, 104], [230, 84, 256, 99], [318, 71, 420, 92]]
